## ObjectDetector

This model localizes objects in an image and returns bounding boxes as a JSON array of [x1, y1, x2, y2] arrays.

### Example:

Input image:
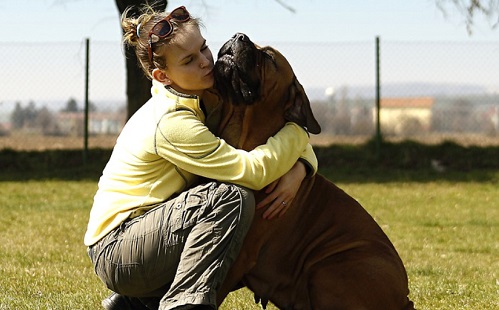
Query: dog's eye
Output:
[[264, 51, 275, 61], [262, 50, 277, 67]]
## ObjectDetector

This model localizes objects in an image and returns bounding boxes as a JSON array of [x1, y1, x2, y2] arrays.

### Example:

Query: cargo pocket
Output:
[[171, 189, 208, 233]]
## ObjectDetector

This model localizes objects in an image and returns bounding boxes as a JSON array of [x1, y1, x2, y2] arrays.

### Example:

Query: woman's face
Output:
[[161, 24, 214, 96]]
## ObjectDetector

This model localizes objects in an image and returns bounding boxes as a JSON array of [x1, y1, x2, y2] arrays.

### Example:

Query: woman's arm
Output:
[[255, 142, 318, 219], [299, 143, 318, 177], [256, 160, 307, 219], [154, 110, 310, 190]]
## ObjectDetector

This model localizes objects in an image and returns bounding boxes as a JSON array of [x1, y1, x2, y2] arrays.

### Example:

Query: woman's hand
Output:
[[256, 161, 307, 220]]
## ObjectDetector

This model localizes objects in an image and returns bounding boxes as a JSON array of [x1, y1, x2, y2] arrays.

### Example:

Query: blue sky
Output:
[[1, 0, 498, 44], [1, 1, 498, 104]]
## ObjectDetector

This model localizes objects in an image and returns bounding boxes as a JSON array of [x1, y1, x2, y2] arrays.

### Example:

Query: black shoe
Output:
[[101, 292, 150, 310]]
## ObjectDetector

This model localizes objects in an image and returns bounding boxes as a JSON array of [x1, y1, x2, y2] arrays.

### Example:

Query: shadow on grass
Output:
[[0, 148, 112, 181], [315, 140, 499, 183], [0, 140, 498, 183]]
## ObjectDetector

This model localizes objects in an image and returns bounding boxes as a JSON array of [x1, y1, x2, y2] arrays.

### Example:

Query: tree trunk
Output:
[[115, 0, 168, 119]]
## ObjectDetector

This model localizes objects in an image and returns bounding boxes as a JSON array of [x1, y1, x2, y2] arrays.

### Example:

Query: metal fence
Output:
[[1, 39, 498, 150]]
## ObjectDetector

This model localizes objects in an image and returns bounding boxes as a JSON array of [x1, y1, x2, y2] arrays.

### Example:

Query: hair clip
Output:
[[137, 23, 142, 37]]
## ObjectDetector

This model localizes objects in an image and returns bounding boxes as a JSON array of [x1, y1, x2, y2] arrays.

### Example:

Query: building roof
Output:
[[381, 97, 434, 109]]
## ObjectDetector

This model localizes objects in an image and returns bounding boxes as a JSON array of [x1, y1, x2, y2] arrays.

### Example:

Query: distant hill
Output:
[[306, 82, 489, 101]]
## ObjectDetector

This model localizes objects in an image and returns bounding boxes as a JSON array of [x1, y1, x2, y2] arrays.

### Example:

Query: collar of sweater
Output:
[[151, 79, 205, 121]]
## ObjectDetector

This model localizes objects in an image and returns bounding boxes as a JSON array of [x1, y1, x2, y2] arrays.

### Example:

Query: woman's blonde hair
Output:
[[121, 5, 201, 79]]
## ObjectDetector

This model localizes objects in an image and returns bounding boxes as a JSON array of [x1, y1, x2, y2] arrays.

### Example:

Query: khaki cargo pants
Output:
[[87, 182, 255, 309]]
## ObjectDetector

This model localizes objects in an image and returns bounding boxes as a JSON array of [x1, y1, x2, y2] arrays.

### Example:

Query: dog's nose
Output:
[[233, 33, 250, 42]]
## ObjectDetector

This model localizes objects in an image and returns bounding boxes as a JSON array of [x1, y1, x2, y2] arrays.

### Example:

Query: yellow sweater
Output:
[[84, 82, 317, 246]]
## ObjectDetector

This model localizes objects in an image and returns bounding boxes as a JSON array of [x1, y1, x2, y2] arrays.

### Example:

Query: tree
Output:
[[436, 0, 499, 33], [11, 102, 25, 129], [113, 0, 498, 119], [24, 101, 37, 128], [36, 106, 58, 135], [115, 0, 168, 119], [62, 97, 79, 112]]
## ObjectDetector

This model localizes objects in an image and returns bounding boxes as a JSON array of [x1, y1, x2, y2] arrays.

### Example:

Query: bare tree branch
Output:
[[274, 0, 296, 13], [437, 0, 499, 33]]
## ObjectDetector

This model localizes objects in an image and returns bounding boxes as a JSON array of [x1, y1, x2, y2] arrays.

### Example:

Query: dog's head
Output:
[[214, 33, 321, 147]]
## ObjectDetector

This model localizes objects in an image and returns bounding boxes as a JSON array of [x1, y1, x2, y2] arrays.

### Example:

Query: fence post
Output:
[[375, 36, 381, 158], [83, 38, 90, 164]]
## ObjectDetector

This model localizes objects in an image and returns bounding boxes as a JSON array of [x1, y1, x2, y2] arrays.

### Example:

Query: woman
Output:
[[85, 5, 317, 310]]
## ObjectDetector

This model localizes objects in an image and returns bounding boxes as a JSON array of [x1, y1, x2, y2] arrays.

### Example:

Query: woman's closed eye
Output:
[[183, 45, 209, 65]]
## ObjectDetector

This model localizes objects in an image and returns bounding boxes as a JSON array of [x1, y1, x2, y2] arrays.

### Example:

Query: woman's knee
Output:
[[235, 185, 255, 225], [214, 183, 255, 228], [235, 185, 255, 209]]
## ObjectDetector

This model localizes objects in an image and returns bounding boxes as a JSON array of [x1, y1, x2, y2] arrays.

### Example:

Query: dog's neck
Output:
[[218, 103, 247, 149], [218, 100, 286, 151]]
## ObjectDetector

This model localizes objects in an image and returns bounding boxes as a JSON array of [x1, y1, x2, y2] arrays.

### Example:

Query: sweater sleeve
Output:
[[153, 110, 309, 190], [299, 143, 318, 178]]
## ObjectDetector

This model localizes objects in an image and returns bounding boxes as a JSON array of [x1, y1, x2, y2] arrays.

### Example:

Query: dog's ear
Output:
[[284, 78, 321, 134]]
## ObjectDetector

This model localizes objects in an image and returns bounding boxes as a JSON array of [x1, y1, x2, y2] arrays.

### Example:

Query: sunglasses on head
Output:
[[147, 6, 191, 65]]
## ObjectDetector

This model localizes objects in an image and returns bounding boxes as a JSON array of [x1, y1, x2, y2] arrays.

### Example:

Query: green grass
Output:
[[340, 181, 499, 310], [0, 177, 497, 309], [0, 143, 498, 309]]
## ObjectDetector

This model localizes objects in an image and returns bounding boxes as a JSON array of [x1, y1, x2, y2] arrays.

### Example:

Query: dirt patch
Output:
[[310, 133, 499, 147], [0, 132, 119, 151], [1, 132, 498, 151]]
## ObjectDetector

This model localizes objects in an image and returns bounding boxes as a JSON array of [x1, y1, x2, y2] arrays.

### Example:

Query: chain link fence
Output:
[[1, 40, 498, 150]]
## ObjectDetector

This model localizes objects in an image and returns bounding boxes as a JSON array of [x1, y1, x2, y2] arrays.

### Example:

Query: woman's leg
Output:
[[159, 183, 254, 309], [88, 182, 254, 309]]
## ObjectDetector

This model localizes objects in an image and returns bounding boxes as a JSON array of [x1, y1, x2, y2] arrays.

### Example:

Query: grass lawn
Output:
[[0, 175, 497, 310], [1, 141, 498, 309]]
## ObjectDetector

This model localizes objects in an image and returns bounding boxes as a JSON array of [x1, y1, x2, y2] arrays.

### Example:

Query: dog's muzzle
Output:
[[214, 33, 261, 104]]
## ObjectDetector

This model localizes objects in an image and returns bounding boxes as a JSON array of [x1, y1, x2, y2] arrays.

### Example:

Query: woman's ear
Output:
[[152, 68, 172, 85]]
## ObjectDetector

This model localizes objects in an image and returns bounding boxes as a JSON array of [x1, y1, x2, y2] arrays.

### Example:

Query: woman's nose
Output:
[[200, 54, 212, 69]]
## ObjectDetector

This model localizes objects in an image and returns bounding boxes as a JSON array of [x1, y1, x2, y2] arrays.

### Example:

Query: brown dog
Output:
[[213, 33, 415, 310]]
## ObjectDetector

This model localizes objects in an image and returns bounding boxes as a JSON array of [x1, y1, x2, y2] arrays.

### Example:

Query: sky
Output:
[[1, 0, 498, 106], [1, 0, 498, 43]]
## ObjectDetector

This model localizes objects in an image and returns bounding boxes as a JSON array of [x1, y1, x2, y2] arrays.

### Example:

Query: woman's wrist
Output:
[[293, 161, 307, 180]]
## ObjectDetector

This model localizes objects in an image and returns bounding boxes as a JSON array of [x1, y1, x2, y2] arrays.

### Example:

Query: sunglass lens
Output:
[[156, 21, 173, 37], [171, 7, 190, 21]]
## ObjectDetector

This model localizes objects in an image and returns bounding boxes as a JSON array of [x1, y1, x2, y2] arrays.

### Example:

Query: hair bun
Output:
[[121, 10, 141, 46]]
